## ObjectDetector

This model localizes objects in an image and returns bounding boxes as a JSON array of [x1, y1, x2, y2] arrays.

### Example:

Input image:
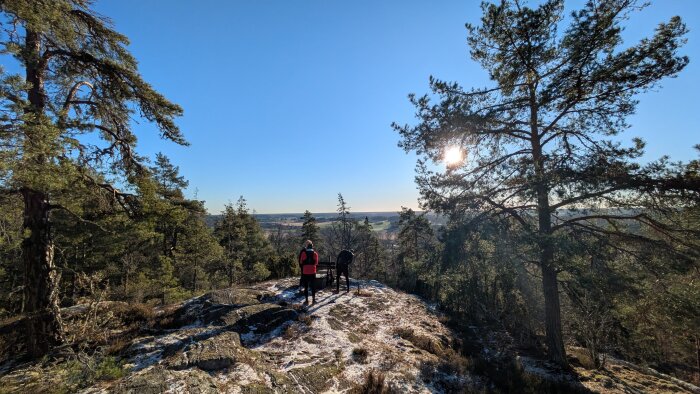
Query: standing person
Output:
[[298, 245, 307, 293], [335, 249, 354, 293], [299, 240, 319, 304]]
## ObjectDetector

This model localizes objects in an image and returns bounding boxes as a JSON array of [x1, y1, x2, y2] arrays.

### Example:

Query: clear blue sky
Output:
[[85, 1, 700, 214]]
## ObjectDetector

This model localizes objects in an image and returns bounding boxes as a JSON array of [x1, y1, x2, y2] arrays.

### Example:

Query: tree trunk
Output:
[[228, 260, 234, 287], [123, 267, 129, 295], [536, 178, 567, 367], [192, 261, 198, 292], [21, 188, 64, 357], [529, 84, 568, 368], [21, 29, 64, 358], [540, 251, 566, 366]]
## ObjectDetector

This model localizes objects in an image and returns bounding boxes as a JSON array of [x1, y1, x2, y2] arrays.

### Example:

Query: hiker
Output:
[[298, 240, 319, 304], [335, 249, 354, 293], [298, 245, 307, 293]]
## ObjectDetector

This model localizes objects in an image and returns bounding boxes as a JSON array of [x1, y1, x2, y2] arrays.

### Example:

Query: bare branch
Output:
[[62, 81, 94, 113]]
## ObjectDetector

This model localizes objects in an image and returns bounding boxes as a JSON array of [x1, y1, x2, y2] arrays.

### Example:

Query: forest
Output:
[[0, 0, 698, 391]]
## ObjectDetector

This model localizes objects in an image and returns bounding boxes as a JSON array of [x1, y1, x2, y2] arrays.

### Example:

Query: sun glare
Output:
[[443, 146, 463, 167]]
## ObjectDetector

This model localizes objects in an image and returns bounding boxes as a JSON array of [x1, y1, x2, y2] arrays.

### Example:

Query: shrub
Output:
[[64, 354, 126, 390]]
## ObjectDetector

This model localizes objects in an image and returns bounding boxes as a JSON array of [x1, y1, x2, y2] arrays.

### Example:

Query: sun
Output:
[[443, 146, 463, 167]]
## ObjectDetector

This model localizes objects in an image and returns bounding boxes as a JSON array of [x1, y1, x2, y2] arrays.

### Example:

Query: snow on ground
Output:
[[71, 277, 473, 393], [246, 278, 473, 393]]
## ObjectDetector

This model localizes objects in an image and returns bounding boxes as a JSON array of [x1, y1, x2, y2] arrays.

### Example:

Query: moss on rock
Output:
[[165, 331, 246, 371], [112, 366, 218, 394], [287, 361, 345, 393]]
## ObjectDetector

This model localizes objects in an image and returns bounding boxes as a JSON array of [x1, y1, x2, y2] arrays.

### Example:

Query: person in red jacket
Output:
[[298, 240, 319, 304]]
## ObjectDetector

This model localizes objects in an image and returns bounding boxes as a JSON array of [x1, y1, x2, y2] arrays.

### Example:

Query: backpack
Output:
[[337, 249, 353, 266], [303, 248, 315, 265]]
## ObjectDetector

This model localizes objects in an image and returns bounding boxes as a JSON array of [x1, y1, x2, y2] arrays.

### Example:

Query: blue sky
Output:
[[84, 1, 700, 213]]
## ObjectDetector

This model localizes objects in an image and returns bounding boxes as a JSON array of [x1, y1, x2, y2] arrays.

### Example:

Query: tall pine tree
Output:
[[0, 0, 186, 356], [395, 0, 695, 366]]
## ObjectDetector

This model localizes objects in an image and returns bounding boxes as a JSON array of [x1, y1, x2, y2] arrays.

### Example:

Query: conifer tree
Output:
[[397, 207, 435, 263], [214, 197, 274, 285], [174, 209, 222, 292], [0, 0, 186, 356], [215, 203, 245, 286], [300, 210, 319, 245], [329, 193, 355, 252], [395, 0, 695, 366]]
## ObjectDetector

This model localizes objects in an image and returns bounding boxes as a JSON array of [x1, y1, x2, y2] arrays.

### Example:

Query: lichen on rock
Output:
[[165, 331, 246, 371]]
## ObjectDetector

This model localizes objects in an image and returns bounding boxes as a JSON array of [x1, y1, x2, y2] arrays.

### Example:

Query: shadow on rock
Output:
[[124, 286, 298, 373]]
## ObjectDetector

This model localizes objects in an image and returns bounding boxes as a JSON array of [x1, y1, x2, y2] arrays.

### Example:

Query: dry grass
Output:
[[568, 346, 597, 370], [326, 317, 344, 330], [393, 327, 414, 340], [110, 302, 156, 326], [353, 347, 369, 364], [392, 327, 444, 356], [283, 322, 308, 340], [358, 322, 378, 335], [350, 370, 390, 394], [347, 332, 362, 343], [329, 304, 356, 323], [298, 313, 314, 326]]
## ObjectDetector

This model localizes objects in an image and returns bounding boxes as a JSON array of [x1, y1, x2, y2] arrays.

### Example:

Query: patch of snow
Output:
[[215, 362, 263, 388], [246, 279, 468, 393], [82, 278, 479, 393], [125, 327, 221, 371]]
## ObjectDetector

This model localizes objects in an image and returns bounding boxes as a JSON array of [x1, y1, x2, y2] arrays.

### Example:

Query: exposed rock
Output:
[[165, 331, 246, 371], [204, 287, 270, 306], [220, 303, 298, 335], [166, 287, 270, 328], [287, 361, 344, 393], [2, 278, 698, 394], [111, 365, 218, 394]]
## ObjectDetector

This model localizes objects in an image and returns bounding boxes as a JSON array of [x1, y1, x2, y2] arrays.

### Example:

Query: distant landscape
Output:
[[206, 211, 445, 237]]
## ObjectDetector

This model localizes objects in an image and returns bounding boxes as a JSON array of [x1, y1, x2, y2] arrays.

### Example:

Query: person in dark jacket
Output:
[[335, 249, 354, 293], [298, 246, 307, 294], [298, 240, 319, 304]]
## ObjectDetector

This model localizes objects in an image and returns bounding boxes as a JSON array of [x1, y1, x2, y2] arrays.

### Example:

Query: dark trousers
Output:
[[301, 274, 316, 301], [336, 264, 350, 292]]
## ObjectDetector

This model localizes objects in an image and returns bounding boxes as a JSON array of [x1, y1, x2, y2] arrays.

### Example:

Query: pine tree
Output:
[[215, 203, 246, 286], [149, 154, 189, 258], [174, 203, 222, 292], [300, 210, 319, 245], [0, 1, 186, 356], [393, 208, 437, 293], [214, 197, 274, 285], [397, 207, 434, 263], [395, 0, 695, 366], [329, 193, 355, 252]]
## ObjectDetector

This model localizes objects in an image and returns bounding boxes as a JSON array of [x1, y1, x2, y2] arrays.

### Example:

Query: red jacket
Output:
[[299, 248, 319, 275]]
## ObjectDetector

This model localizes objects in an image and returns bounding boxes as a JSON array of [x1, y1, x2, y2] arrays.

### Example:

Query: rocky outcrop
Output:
[[164, 287, 276, 329], [2, 279, 698, 393], [219, 303, 298, 335], [112, 366, 218, 394], [101, 279, 479, 393], [165, 331, 245, 371]]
